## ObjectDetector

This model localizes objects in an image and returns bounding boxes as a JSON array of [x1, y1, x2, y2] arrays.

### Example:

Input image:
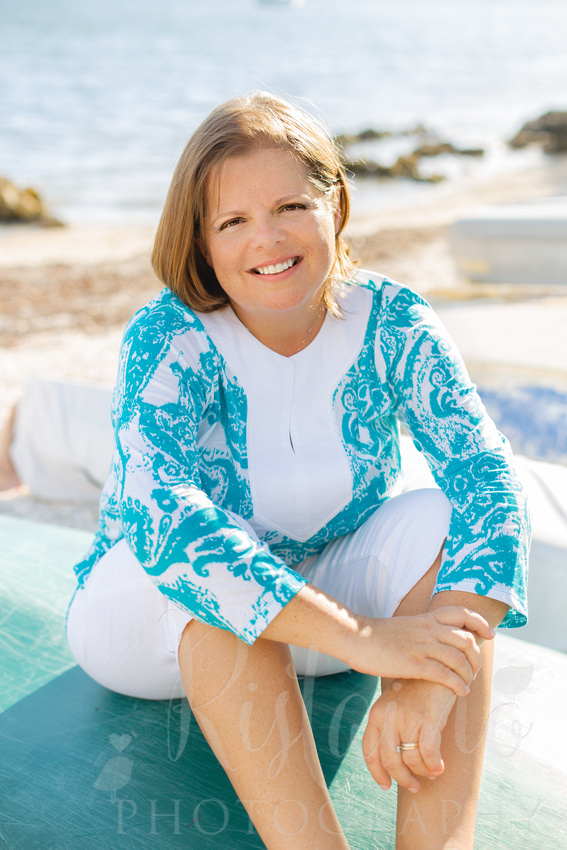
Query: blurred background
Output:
[[1, 0, 566, 224]]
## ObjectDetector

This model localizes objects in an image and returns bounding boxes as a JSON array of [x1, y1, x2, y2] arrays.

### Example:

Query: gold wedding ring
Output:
[[396, 742, 419, 753]]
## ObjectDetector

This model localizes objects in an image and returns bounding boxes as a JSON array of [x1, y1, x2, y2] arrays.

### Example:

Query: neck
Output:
[[231, 300, 327, 357]]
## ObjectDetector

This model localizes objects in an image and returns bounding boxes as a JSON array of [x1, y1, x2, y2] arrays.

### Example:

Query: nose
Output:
[[251, 213, 285, 250]]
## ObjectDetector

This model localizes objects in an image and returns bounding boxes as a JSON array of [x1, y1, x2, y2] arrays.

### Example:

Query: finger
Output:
[[380, 740, 421, 793], [396, 718, 445, 781], [418, 723, 445, 777], [363, 737, 393, 790], [398, 742, 439, 780], [423, 624, 484, 686], [378, 705, 421, 793], [440, 627, 483, 677], [420, 658, 470, 697], [434, 640, 477, 685], [395, 717, 439, 780], [433, 606, 495, 642], [362, 718, 392, 791]]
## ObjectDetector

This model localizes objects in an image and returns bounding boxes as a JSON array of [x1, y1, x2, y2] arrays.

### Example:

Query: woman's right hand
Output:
[[348, 606, 494, 696]]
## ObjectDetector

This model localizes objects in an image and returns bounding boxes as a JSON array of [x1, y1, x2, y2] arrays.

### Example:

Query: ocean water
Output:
[[1, 0, 566, 224]]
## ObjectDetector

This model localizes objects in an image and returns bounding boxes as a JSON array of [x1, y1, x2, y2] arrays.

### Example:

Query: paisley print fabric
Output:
[[74, 272, 530, 642]]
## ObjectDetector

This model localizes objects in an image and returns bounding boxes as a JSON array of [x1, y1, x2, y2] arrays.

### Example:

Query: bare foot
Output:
[[0, 406, 22, 492]]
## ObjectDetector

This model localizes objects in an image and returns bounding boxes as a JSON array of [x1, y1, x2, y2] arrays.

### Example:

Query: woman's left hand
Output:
[[362, 678, 457, 793]]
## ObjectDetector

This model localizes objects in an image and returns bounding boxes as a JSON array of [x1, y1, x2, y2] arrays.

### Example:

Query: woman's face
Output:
[[200, 147, 340, 328]]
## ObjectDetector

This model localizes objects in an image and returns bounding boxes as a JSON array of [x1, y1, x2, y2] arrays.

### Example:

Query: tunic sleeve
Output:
[[111, 302, 307, 645], [380, 286, 530, 628]]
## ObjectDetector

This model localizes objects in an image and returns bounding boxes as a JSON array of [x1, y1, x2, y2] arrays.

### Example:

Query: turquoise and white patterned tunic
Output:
[[74, 271, 530, 644]]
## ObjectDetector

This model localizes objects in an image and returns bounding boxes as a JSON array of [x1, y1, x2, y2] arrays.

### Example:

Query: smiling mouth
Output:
[[252, 257, 299, 275]]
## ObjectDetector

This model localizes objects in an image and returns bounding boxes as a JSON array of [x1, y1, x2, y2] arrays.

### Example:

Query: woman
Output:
[[67, 92, 529, 848]]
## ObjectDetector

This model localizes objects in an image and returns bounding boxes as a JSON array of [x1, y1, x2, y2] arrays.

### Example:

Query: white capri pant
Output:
[[67, 488, 451, 700]]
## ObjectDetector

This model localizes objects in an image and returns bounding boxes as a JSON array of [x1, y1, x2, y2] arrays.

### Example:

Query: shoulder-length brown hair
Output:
[[151, 91, 354, 316]]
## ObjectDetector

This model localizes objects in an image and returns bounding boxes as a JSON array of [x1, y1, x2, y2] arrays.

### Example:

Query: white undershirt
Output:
[[198, 284, 373, 542]]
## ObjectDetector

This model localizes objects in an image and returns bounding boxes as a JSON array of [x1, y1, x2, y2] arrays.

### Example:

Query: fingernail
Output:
[[464, 685, 471, 695], [379, 784, 389, 791], [409, 786, 419, 794]]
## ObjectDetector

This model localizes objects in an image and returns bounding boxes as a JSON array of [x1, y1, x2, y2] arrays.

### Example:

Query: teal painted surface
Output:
[[1, 517, 566, 847], [0, 666, 388, 849], [1, 660, 566, 849], [0, 515, 91, 713]]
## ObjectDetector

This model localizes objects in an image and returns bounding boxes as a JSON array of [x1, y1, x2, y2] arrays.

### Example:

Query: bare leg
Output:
[[385, 552, 493, 849], [178, 621, 350, 850]]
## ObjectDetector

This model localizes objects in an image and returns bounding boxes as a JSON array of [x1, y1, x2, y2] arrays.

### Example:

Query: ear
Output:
[[196, 236, 211, 266]]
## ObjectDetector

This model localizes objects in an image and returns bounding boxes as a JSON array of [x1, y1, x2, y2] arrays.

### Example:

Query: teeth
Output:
[[255, 257, 296, 275]]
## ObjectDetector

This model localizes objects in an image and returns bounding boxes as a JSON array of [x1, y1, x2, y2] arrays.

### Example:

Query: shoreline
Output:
[[3, 151, 567, 261]]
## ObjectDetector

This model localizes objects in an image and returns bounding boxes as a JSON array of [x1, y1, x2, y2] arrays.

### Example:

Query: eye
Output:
[[219, 217, 244, 231], [281, 203, 306, 212]]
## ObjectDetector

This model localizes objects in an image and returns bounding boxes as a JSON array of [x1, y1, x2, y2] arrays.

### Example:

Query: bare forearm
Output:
[[260, 583, 361, 663]]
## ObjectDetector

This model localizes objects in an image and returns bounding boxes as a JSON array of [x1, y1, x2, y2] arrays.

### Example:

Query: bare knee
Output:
[[393, 544, 444, 618], [178, 621, 296, 709]]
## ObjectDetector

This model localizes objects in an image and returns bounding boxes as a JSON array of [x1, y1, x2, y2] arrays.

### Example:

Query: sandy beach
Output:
[[2, 159, 567, 531]]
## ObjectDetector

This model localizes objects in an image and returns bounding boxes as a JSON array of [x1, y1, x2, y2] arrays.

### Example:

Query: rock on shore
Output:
[[335, 128, 484, 182], [509, 111, 567, 153], [0, 176, 63, 226]]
